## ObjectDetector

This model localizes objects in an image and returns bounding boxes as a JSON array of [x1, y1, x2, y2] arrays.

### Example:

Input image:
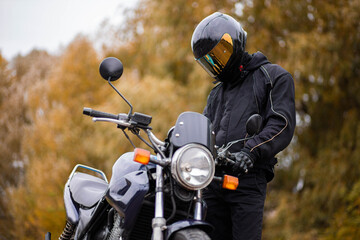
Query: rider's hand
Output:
[[232, 150, 255, 176]]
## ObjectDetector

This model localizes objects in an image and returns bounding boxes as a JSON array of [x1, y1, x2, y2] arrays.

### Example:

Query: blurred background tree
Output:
[[0, 0, 359, 239], [0, 50, 57, 239], [0, 53, 18, 240]]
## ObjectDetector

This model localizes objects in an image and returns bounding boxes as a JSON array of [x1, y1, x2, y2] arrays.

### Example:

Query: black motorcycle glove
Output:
[[232, 150, 255, 176]]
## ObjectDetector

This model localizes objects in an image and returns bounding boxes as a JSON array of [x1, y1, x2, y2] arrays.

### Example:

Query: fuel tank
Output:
[[105, 152, 155, 230]]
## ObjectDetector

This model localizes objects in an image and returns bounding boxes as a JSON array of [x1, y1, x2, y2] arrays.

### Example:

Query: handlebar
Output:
[[83, 107, 119, 119], [83, 107, 165, 147], [92, 117, 132, 128]]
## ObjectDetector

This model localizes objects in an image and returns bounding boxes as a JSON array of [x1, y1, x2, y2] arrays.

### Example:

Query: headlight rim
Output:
[[171, 143, 215, 191]]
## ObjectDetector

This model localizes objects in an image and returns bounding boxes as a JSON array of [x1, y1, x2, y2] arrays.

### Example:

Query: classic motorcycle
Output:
[[45, 57, 261, 240]]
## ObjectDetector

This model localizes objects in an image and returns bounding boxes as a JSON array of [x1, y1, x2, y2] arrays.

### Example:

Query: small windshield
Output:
[[170, 112, 214, 151]]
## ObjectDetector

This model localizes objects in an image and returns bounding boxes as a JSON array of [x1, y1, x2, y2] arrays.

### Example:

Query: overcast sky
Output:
[[0, 0, 138, 60]]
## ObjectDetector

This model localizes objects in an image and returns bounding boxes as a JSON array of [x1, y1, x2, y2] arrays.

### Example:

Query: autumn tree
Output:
[[0, 50, 56, 239], [0, 52, 17, 240]]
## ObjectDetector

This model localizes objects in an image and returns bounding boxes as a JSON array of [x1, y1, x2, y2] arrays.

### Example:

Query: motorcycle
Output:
[[45, 57, 262, 240]]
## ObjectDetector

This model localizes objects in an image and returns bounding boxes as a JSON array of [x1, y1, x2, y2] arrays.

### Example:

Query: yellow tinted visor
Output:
[[196, 33, 233, 78]]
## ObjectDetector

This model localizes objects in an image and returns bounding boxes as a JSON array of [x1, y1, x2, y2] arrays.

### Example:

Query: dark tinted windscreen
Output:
[[170, 112, 213, 150]]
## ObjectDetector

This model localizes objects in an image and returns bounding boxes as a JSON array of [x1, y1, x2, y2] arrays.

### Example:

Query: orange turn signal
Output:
[[134, 148, 151, 165], [222, 175, 239, 190]]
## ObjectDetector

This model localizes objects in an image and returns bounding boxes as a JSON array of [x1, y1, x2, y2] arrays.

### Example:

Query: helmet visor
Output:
[[196, 33, 233, 78]]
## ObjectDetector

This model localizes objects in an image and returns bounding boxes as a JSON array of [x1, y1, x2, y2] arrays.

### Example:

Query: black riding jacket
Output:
[[203, 52, 296, 181]]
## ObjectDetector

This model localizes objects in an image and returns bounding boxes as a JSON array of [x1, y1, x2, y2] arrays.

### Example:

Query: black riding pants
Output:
[[203, 169, 267, 240]]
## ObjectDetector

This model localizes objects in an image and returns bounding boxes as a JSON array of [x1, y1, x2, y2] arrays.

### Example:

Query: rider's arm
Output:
[[244, 69, 296, 162]]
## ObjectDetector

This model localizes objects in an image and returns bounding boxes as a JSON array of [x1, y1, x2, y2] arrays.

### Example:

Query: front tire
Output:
[[172, 228, 210, 240]]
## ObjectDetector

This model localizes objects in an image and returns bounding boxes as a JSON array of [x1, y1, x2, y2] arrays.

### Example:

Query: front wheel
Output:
[[172, 228, 210, 240]]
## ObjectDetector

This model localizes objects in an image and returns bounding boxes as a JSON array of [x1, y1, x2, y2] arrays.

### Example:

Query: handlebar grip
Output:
[[83, 107, 119, 119]]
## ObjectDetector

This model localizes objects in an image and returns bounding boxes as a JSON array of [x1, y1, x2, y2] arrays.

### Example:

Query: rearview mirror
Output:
[[246, 114, 263, 136], [99, 57, 123, 81]]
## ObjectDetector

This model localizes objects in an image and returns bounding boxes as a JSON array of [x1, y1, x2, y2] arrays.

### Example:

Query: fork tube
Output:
[[194, 190, 203, 221], [155, 164, 164, 218], [152, 155, 166, 240]]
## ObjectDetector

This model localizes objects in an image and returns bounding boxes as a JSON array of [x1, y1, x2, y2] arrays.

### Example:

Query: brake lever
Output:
[[216, 147, 235, 167]]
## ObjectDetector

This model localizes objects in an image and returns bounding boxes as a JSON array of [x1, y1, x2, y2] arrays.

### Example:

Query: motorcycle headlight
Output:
[[171, 144, 215, 190]]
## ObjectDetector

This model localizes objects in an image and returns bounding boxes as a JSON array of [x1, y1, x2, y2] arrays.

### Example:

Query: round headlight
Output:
[[171, 144, 215, 190]]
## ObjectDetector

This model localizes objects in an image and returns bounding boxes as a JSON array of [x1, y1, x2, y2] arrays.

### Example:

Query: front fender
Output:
[[165, 220, 213, 240]]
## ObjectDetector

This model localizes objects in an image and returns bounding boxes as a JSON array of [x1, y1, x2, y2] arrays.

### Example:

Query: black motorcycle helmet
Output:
[[191, 12, 247, 82]]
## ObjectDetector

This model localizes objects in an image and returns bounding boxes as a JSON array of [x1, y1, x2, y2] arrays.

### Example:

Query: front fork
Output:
[[152, 163, 166, 240], [151, 154, 205, 240], [193, 190, 203, 221]]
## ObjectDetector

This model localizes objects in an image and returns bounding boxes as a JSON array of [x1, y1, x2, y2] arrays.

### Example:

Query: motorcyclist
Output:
[[191, 12, 296, 240]]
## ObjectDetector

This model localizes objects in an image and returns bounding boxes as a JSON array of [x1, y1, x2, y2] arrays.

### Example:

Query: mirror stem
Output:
[[108, 78, 133, 118]]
